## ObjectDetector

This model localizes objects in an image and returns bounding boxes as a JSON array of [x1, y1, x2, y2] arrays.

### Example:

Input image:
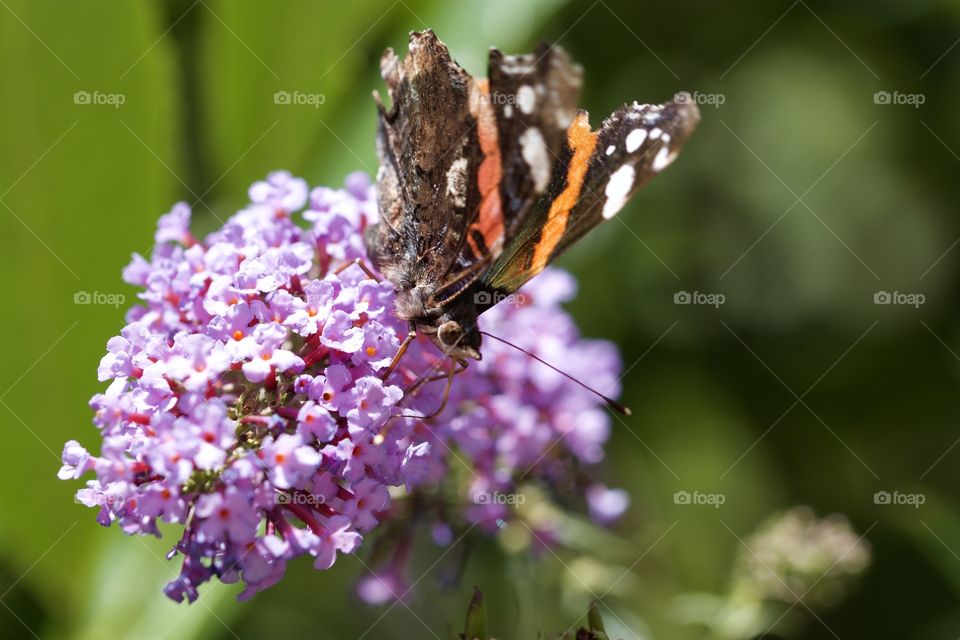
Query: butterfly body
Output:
[[365, 30, 699, 361]]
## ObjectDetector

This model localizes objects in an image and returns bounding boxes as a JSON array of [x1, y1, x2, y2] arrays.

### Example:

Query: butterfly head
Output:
[[420, 314, 482, 361], [393, 283, 484, 360]]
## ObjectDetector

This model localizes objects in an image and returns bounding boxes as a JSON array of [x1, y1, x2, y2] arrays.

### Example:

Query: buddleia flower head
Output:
[[60, 171, 626, 602]]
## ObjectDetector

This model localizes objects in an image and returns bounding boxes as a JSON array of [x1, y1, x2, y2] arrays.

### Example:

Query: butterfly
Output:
[[365, 30, 699, 369]]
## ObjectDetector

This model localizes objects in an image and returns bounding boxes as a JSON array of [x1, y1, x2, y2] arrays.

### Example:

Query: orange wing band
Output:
[[468, 79, 505, 258], [529, 111, 597, 274]]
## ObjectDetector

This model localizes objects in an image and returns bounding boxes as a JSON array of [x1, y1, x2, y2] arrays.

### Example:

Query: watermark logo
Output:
[[474, 491, 525, 506], [873, 290, 924, 308], [674, 91, 725, 108], [873, 490, 924, 508], [74, 91, 126, 108], [275, 492, 326, 506], [74, 291, 126, 308], [673, 490, 726, 508], [483, 91, 518, 106], [474, 290, 527, 307], [674, 290, 725, 308], [273, 90, 326, 108], [873, 91, 924, 108]]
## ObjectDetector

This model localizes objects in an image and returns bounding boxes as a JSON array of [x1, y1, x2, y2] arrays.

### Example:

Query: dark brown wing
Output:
[[431, 43, 584, 303], [482, 95, 701, 294], [486, 43, 582, 240], [366, 30, 485, 289]]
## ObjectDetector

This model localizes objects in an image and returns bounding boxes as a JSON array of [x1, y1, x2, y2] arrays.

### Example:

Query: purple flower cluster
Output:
[[61, 171, 626, 603]]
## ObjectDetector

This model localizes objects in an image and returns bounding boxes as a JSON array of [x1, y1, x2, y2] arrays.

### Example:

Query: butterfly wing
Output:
[[366, 30, 486, 289], [367, 32, 700, 317], [480, 96, 700, 295], [485, 43, 583, 241], [432, 43, 584, 303]]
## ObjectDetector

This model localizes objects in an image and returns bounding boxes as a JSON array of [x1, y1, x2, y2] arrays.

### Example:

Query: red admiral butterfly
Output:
[[365, 30, 699, 376]]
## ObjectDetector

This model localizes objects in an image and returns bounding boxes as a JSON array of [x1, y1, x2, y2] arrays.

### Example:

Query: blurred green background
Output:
[[2, 0, 959, 638]]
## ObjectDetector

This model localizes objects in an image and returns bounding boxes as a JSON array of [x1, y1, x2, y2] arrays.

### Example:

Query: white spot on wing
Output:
[[652, 143, 676, 172], [503, 104, 513, 118], [652, 135, 674, 171], [602, 164, 636, 219], [625, 128, 648, 153], [649, 127, 663, 140], [606, 144, 616, 156], [520, 128, 551, 192], [642, 106, 663, 125], [517, 85, 536, 115], [446, 157, 468, 207], [501, 55, 535, 75]]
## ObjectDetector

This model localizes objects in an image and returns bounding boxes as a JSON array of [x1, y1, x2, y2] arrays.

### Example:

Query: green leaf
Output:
[[69, 536, 239, 640], [587, 601, 606, 633], [196, 0, 414, 211], [463, 587, 488, 640]]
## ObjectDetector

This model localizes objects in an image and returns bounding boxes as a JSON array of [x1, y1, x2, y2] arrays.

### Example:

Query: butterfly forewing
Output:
[[481, 97, 700, 294], [367, 31, 485, 290]]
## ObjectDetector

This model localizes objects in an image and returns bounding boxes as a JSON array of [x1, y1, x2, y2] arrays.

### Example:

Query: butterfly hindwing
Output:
[[481, 97, 700, 295], [425, 40, 586, 304], [487, 43, 583, 240]]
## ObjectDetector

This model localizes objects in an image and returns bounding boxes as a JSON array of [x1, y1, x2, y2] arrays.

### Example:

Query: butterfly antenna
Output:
[[480, 331, 631, 416]]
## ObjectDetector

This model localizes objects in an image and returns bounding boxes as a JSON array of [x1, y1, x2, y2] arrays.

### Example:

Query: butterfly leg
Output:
[[394, 357, 460, 421], [422, 357, 460, 419], [380, 328, 417, 381], [420, 358, 469, 384], [402, 356, 469, 398], [333, 257, 382, 282]]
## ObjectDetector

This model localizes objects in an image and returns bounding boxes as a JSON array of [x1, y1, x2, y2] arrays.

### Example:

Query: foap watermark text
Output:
[[874, 490, 925, 508], [275, 492, 326, 506], [874, 291, 924, 308], [675, 290, 725, 308], [74, 291, 126, 308], [474, 491, 525, 506], [474, 291, 526, 307], [274, 90, 326, 108], [74, 91, 126, 108], [675, 91, 725, 108], [874, 90, 924, 108], [674, 490, 726, 508]]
